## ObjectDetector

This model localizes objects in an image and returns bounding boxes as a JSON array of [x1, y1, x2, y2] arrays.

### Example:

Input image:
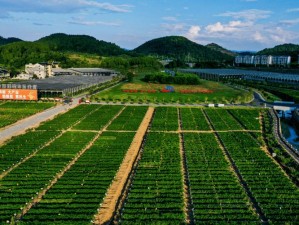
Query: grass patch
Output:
[[91, 74, 252, 104]]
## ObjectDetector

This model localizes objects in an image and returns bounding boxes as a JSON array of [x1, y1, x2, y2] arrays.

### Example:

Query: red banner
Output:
[[0, 89, 38, 101]]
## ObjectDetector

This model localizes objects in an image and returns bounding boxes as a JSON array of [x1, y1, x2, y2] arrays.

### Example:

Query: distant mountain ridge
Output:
[[133, 36, 234, 61], [36, 33, 126, 56], [0, 36, 23, 46]]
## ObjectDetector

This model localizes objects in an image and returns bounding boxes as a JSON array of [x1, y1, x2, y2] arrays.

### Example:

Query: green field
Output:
[[91, 75, 252, 104], [0, 102, 55, 128], [0, 105, 298, 224]]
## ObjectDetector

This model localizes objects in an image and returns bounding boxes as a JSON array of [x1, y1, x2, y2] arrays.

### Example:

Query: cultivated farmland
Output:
[[0, 102, 55, 128], [0, 105, 298, 224]]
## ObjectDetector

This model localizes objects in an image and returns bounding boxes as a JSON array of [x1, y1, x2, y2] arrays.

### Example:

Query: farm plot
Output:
[[180, 108, 210, 131], [72, 105, 124, 131], [183, 133, 258, 223], [204, 109, 242, 131], [36, 104, 100, 131], [219, 132, 299, 224], [107, 106, 148, 131], [227, 109, 261, 130], [119, 133, 185, 224], [21, 132, 136, 224], [0, 102, 55, 128], [0, 130, 60, 172], [0, 131, 96, 222], [150, 107, 178, 131]]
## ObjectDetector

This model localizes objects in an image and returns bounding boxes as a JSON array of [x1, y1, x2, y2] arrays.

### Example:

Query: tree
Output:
[[127, 72, 134, 82]]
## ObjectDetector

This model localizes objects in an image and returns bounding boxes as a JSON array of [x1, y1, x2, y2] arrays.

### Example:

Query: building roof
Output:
[[69, 68, 117, 73]]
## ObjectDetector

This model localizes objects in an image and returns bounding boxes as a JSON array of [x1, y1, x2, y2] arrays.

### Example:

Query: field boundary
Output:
[[94, 107, 154, 225], [14, 106, 126, 222], [0, 106, 101, 180], [203, 110, 268, 223], [178, 108, 195, 224]]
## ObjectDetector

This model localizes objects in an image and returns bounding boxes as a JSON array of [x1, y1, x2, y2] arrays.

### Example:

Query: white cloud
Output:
[[205, 20, 251, 33], [217, 9, 272, 21], [186, 25, 201, 40]]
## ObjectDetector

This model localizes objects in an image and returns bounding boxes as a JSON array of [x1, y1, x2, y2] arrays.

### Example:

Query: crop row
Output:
[[36, 105, 100, 131], [107, 106, 148, 131], [0, 131, 96, 222], [0, 102, 55, 128], [119, 133, 185, 224], [72, 105, 123, 131], [227, 109, 261, 130], [219, 132, 299, 223], [150, 107, 178, 131], [205, 109, 244, 131], [183, 133, 258, 223], [20, 132, 136, 224], [0, 130, 61, 172], [180, 108, 210, 131]]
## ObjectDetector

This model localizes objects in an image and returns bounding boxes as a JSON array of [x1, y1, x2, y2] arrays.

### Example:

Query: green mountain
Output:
[[206, 43, 237, 56], [0, 36, 23, 46], [257, 43, 299, 57], [133, 36, 234, 61], [36, 33, 126, 56]]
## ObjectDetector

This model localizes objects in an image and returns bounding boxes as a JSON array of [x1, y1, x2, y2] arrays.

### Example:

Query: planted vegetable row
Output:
[[107, 106, 148, 131], [180, 108, 210, 131], [119, 133, 185, 224], [219, 132, 299, 223], [21, 132, 136, 224], [150, 107, 178, 131], [183, 133, 258, 223], [0, 131, 96, 222]]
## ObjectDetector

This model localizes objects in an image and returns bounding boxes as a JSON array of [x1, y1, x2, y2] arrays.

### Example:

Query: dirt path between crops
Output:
[[177, 108, 194, 224], [15, 107, 125, 221], [94, 107, 154, 225]]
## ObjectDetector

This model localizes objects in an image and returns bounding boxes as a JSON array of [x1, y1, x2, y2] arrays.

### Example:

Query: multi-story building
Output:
[[25, 62, 60, 79], [271, 56, 291, 66], [235, 55, 291, 67]]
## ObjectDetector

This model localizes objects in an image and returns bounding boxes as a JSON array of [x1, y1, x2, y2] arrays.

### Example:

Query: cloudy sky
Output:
[[0, 0, 299, 51]]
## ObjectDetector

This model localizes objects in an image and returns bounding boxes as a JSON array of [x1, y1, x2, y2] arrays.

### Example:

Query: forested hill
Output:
[[257, 43, 299, 57], [206, 43, 237, 56], [133, 36, 234, 61], [36, 33, 127, 56], [0, 36, 23, 46]]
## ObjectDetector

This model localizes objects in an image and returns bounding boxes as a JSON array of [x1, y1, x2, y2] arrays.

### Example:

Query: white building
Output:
[[235, 55, 291, 67], [25, 62, 59, 79], [272, 56, 291, 66]]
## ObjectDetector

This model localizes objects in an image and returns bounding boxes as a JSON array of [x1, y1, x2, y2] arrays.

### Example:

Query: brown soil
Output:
[[94, 107, 154, 225]]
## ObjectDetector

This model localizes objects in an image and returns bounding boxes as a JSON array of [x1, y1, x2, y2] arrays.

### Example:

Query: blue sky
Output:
[[0, 0, 299, 51]]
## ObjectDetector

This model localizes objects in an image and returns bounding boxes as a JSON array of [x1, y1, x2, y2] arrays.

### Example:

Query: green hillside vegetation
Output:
[[206, 43, 237, 56], [133, 36, 234, 62], [37, 33, 127, 56], [0, 36, 22, 46], [257, 43, 299, 63]]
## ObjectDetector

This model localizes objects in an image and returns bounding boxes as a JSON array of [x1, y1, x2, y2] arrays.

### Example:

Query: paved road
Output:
[[0, 97, 81, 144]]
